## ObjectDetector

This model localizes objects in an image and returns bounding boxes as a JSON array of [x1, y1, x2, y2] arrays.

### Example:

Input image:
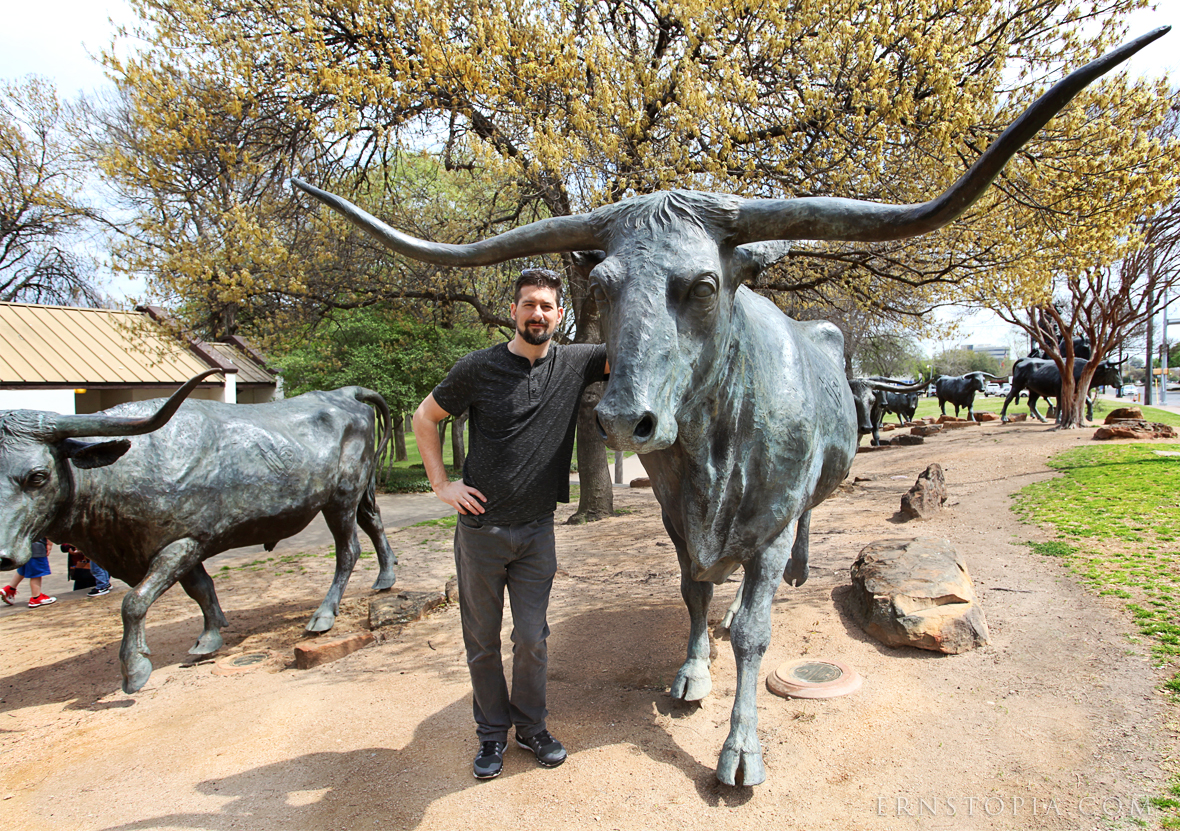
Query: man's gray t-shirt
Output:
[[432, 342, 609, 524]]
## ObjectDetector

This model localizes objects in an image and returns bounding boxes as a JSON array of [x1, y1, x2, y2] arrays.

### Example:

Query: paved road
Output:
[[0, 453, 650, 617]]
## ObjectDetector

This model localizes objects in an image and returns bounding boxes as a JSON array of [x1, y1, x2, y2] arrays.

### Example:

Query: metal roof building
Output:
[[0, 302, 280, 414]]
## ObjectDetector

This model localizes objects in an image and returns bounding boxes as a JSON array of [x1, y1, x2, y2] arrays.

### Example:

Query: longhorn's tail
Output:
[[352, 388, 392, 462]]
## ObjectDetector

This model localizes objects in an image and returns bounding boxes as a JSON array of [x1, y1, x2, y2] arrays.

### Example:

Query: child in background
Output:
[[2, 537, 56, 608]]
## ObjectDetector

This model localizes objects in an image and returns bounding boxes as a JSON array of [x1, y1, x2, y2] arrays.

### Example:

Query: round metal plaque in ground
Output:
[[212, 651, 273, 677], [766, 658, 862, 700]]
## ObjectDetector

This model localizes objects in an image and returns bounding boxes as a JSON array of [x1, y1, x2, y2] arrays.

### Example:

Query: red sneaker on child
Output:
[[1, 586, 14, 605], [28, 594, 56, 608]]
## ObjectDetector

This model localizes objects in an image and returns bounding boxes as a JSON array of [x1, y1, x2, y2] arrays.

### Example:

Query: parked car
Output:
[[984, 382, 1002, 396]]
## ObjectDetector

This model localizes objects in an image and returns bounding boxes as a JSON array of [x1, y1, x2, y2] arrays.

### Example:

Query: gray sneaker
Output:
[[515, 730, 567, 768], [473, 740, 506, 779]]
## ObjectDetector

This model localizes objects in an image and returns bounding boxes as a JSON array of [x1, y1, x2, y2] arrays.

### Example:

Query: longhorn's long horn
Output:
[[866, 378, 929, 393], [291, 178, 603, 266], [732, 27, 1170, 245], [49, 369, 221, 440]]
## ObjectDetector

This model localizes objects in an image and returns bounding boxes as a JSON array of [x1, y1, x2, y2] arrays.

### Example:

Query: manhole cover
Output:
[[230, 652, 270, 667], [767, 658, 862, 700]]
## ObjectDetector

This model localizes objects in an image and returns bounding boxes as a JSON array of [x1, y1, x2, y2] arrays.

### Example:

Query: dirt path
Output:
[[0, 422, 1174, 830]]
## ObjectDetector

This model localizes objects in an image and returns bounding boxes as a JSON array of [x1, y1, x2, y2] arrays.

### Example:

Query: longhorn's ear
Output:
[[60, 438, 132, 470], [734, 241, 795, 277]]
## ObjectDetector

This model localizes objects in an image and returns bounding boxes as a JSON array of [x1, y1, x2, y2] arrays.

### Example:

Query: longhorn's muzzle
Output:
[[595, 395, 678, 452]]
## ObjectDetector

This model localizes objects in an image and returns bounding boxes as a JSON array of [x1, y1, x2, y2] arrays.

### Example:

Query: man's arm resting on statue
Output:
[[412, 393, 487, 515]]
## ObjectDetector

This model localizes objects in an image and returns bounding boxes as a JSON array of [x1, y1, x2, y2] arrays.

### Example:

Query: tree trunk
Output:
[[393, 414, 408, 462], [566, 250, 614, 524], [568, 381, 614, 524], [451, 410, 467, 470]]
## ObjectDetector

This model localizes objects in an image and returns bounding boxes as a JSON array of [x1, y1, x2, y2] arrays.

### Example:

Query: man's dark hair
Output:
[[515, 268, 563, 306]]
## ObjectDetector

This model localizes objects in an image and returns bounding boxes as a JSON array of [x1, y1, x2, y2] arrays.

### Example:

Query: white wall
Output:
[[0, 389, 77, 414]]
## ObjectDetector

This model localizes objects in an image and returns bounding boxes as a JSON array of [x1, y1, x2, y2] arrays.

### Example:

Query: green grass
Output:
[[1016, 441, 1180, 822]]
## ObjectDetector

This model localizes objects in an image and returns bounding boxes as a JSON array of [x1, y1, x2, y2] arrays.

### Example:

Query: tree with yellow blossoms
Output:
[[101, 0, 1177, 336], [97, 0, 1178, 495]]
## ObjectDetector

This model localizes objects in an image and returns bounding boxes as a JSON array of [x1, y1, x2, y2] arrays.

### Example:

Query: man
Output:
[[414, 268, 608, 780]]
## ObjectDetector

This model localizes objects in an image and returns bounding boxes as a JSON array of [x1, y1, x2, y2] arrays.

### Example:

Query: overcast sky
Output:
[[1, 1, 1176, 351]]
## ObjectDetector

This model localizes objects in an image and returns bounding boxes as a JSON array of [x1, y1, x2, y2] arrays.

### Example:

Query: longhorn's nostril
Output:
[[595, 413, 608, 441], [634, 413, 656, 442]]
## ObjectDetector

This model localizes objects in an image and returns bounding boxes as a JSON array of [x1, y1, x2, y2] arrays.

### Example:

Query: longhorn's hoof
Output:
[[784, 557, 809, 587], [189, 630, 224, 655], [122, 653, 154, 694], [305, 609, 337, 633], [670, 659, 712, 701], [716, 744, 767, 787], [371, 570, 397, 592]]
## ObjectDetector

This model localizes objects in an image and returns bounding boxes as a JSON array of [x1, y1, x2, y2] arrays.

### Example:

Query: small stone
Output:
[[369, 590, 447, 629], [294, 632, 375, 670], [445, 578, 459, 604], [910, 424, 943, 437]]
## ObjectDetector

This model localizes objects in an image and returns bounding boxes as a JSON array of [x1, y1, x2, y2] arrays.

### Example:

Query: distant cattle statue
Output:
[[1029, 335, 1091, 361], [293, 31, 1164, 785], [880, 389, 920, 425], [849, 377, 928, 445], [933, 371, 997, 420], [1001, 356, 1124, 423], [0, 372, 398, 693]]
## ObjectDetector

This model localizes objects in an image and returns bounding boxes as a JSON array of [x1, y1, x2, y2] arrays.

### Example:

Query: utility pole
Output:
[[1163, 286, 1171, 406], [1146, 282, 1155, 407]]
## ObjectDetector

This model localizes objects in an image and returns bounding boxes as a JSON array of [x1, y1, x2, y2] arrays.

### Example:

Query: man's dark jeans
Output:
[[454, 513, 556, 743]]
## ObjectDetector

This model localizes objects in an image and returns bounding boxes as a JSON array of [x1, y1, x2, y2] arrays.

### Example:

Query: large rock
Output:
[[848, 538, 990, 653], [1094, 420, 1178, 440], [900, 463, 947, 519], [890, 434, 924, 446], [910, 424, 943, 437], [1105, 407, 1144, 423]]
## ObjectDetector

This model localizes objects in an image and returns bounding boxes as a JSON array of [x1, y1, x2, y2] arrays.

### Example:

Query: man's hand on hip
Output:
[[435, 480, 488, 515]]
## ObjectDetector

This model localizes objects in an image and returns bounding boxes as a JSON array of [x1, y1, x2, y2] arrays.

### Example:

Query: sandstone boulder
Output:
[[630, 476, 652, 488], [973, 412, 1000, 422], [1105, 407, 1144, 423], [936, 415, 966, 424], [890, 434, 924, 446], [900, 463, 947, 520], [848, 538, 990, 653], [1093, 420, 1178, 440]]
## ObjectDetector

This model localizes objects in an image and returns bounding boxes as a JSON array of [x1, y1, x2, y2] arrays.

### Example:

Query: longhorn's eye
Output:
[[22, 470, 49, 489], [590, 285, 609, 305], [690, 279, 716, 299]]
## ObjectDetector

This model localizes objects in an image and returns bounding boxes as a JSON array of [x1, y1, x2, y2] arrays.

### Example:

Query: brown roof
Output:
[[203, 342, 275, 385], [0, 302, 223, 387]]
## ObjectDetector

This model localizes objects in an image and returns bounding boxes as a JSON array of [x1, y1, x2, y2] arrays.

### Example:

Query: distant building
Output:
[[964, 343, 1011, 363], [0, 302, 280, 414]]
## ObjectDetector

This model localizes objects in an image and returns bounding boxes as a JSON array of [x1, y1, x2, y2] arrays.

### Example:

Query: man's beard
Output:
[[518, 321, 555, 346]]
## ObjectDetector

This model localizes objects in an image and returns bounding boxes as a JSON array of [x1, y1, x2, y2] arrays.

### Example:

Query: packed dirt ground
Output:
[[1, 421, 1176, 830]]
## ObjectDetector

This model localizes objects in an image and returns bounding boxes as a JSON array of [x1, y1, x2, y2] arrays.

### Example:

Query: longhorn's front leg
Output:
[[120, 538, 204, 693], [665, 511, 714, 701], [717, 522, 796, 787]]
